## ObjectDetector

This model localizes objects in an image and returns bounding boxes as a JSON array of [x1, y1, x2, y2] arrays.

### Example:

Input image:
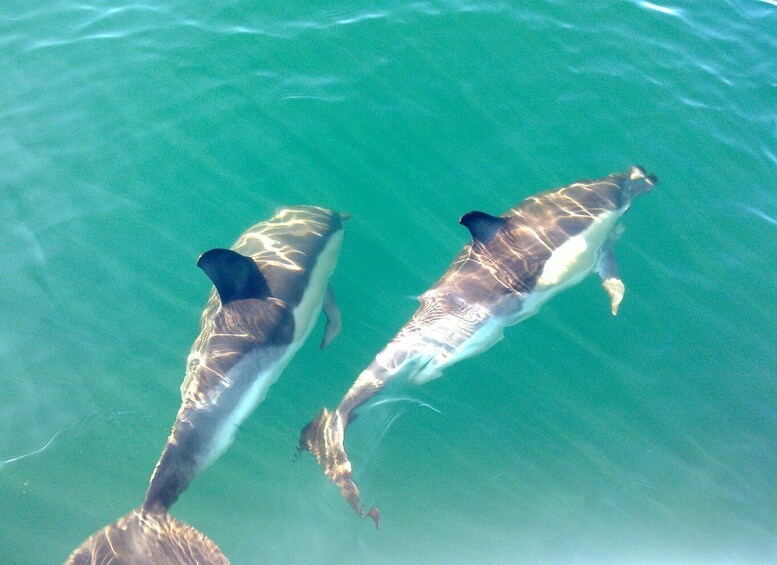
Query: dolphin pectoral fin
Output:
[[320, 284, 342, 349], [597, 241, 625, 316], [459, 211, 507, 244], [299, 408, 380, 529], [602, 277, 625, 316], [67, 508, 228, 564], [197, 248, 271, 304]]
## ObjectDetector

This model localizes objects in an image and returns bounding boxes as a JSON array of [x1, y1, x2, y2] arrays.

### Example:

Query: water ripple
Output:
[[741, 204, 777, 227], [7, 2, 174, 51], [637, 1, 684, 18], [70, 3, 169, 33], [176, 17, 289, 39]]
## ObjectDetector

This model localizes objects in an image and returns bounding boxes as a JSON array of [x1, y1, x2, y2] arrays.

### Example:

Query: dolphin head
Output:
[[268, 205, 346, 243], [226, 205, 345, 306], [624, 165, 658, 197]]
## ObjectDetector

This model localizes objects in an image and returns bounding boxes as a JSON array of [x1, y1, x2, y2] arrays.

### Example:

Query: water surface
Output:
[[1, 1, 776, 563]]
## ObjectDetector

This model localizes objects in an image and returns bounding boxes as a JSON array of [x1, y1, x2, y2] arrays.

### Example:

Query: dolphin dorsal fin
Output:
[[197, 248, 271, 304], [459, 211, 507, 244]]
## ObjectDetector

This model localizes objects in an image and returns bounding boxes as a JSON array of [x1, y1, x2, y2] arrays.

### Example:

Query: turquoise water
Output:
[[2, 1, 776, 563]]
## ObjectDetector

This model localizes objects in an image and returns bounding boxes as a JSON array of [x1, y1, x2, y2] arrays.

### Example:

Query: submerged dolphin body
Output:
[[68, 206, 346, 564], [300, 167, 657, 527]]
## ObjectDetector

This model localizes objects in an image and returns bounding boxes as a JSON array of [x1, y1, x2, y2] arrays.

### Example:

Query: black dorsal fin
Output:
[[459, 211, 507, 244], [197, 248, 271, 304]]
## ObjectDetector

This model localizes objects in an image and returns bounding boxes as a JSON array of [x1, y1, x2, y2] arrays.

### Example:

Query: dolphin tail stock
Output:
[[66, 508, 228, 564], [67, 432, 228, 562], [299, 407, 381, 528]]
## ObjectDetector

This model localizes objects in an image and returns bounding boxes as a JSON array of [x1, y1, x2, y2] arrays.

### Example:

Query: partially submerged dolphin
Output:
[[68, 206, 346, 563], [300, 167, 657, 527]]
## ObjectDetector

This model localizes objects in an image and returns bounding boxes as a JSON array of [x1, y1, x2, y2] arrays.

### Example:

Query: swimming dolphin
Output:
[[68, 206, 346, 563], [299, 167, 657, 527]]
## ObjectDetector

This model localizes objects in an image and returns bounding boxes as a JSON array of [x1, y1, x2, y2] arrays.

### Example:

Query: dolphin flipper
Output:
[[597, 228, 625, 316], [320, 284, 342, 349]]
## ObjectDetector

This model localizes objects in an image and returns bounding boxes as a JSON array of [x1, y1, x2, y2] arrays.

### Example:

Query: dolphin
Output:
[[68, 206, 346, 564], [299, 167, 657, 527]]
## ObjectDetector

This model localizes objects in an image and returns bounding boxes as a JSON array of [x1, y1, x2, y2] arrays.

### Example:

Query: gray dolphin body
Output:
[[68, 206, 346, 564], [300, 167, 657, 527]]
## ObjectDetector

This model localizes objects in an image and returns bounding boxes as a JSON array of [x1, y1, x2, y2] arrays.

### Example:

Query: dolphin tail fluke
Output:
[[299, 407, 380, 529], [67, 508, 228, 564]]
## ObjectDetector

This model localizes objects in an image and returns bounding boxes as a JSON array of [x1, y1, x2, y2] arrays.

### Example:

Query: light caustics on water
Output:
[[300, 167, 658, 527], [67, 207, 346, 564], [637, 1, 684, 18], [741, 204, 777, 227]]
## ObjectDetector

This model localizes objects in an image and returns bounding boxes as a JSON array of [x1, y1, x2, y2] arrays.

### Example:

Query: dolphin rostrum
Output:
[[299, 167, 657, 527], [68, 206, 346, 563]]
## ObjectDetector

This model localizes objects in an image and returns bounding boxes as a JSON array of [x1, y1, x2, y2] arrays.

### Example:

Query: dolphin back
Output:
[[66, 509, 228, 565], [299, 168, 657, 524], [66, 206, 347, 563]]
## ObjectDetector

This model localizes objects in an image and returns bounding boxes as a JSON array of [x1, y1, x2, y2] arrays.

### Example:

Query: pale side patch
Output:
[[537, 210, 620, 289], [409, 315, 507, 385], [204, 346, 295, 468], [510, 213, 618, 323]]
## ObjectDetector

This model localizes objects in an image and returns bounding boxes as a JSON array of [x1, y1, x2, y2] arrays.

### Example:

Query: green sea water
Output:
[[1, 1, 776, 563]]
